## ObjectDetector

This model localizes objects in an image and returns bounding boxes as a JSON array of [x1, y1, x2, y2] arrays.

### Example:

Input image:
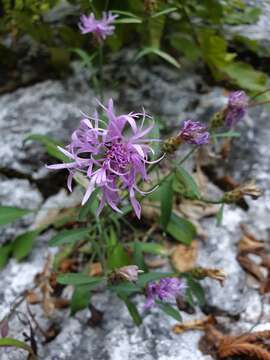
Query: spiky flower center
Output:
[[106, 142, 130, 169]]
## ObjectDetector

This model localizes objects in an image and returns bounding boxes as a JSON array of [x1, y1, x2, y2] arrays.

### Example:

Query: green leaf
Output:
[[132, 241, 147, 272], [174, 167, 201, 200], [25, 134, 68, 162], [111, 10, 142, 19], [49, 228, 91, 247], [77, 189, 99, 221], [69, 48, 97, 68], [216, 204, 224, 226], [157, 301, 182, 322], [135, 47, 180, 68], [0, 337, 37, 359], [114, 18, 142, 24], [0, 244, 12, 269], [107, 227, 130, 270], [70, 285, 91, 315], [222, 61, 268, 92], [12, 230, 39, 261], [57, 273, 104, 286], [120, 296, 142, 326], [166, 213, 196, 245], [137, 272, 174, 288], [186, 276, 205, 306], [109, 282, 141, 296], [170, 34, 201, 62], [128, 242, 168, 256], [160, 176, 174, 229], [0, 206, 32, 227], [151, 7, 177, 18]]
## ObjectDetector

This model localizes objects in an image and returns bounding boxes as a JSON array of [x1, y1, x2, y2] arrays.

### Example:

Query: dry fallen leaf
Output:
[[89, 262, 103, 277], [170, 241, 198, 272], [172, 315, 215, 334]]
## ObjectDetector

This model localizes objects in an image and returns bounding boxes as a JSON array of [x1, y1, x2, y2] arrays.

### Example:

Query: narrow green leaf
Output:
[[57, 273, 104, 286], [69, 48, 97, 68], [120, 296, 142, 326], [160, 176, 174, 229], [216, 204, 224, 226], [128, 242, 168, 256], [25, 134, 68, 162], [132, 241, 147, 272], [107, 227, 130, 270], [111, 10, 142, 19], [137, 272, 174, 288], [166, 213, 196, 245], [0, 337, 37, 359], [0, 244, 12, 269], [49, 228, 91, 247], [157, 301, 182, 322], [70, 285, 91, 315], [186, 277, 205, 306], [12, 230, 39, 261], [109, 282, 141, 296], [135, 47, 180, 68], [77, 189, 99, 221], [0, 206, 32, 227], [174, 167, 201, 200], [114, 18, 142, 24], [151, 7, 177, 18]]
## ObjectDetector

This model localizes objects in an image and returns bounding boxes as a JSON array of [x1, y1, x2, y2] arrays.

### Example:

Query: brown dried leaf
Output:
[[89, 262, 103, 277], [237, 253, 265, 283], [26, 291, 41, 305], [144, 258, 167, 269], [218, 342, 270, 360], [172, 315, 215, 334], [170, 241, 198, 272], [53, 298, 70, 309]]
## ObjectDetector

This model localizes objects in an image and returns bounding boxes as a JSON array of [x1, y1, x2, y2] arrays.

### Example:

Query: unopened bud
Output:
[[108, 265, 143, 284], [190, 267, 226, 286], [162, 136, 182, 154], [223, 182, 263, 203], [210, 110, 225, 130]]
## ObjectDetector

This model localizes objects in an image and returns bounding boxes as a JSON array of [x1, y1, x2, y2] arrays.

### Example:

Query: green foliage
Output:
[[174, 167, 201, 200], [0, 244, 12, 269], [119, 295, 142, 326], [106, 227, 130, 270], [57, 273, 104, 286], [49, 228, 91, 247], [0, 206, 32, 227], [156, 301, 182, 322], [12, 230, 39, 261], [165, 213, 196, 245], [71, 285, 91, 315], [185, 275, 205, 306], [160, 176, 174, 228], [0, 337, 37, 358]]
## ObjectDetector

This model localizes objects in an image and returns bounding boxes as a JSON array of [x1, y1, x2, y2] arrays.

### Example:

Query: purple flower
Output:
[[144, 277, 186, 309], [79, 12, 118, 41], [179, 120, 209, 145], [225, 91, 248, 127], [47, 99, 161, 219]]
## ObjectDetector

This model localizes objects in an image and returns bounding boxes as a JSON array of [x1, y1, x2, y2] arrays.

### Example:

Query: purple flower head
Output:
[[225, 91, 248, 127], [144, 277, 187, 309], [79, 12, 118, 41], [179, 120, 209, 145], [47, 99, 161, 219]]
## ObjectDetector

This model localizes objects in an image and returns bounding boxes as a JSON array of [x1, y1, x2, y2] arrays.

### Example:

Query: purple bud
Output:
[[179, 120, 209, 145], [116, 265, 142, 282], [225, 91, 248, 127], [0, 319, 9, 338]]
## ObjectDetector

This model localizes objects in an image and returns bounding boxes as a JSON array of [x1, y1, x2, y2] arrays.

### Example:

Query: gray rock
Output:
[[226, 0, 270, 49], [0, 65, 95, 177], [0, 176, 43, 244]]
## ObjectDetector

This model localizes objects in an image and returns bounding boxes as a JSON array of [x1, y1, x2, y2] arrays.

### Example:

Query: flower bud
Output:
[[190, 267, 226, 286], [108, 265, 142, 284], [222, 182, 263, 203]]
